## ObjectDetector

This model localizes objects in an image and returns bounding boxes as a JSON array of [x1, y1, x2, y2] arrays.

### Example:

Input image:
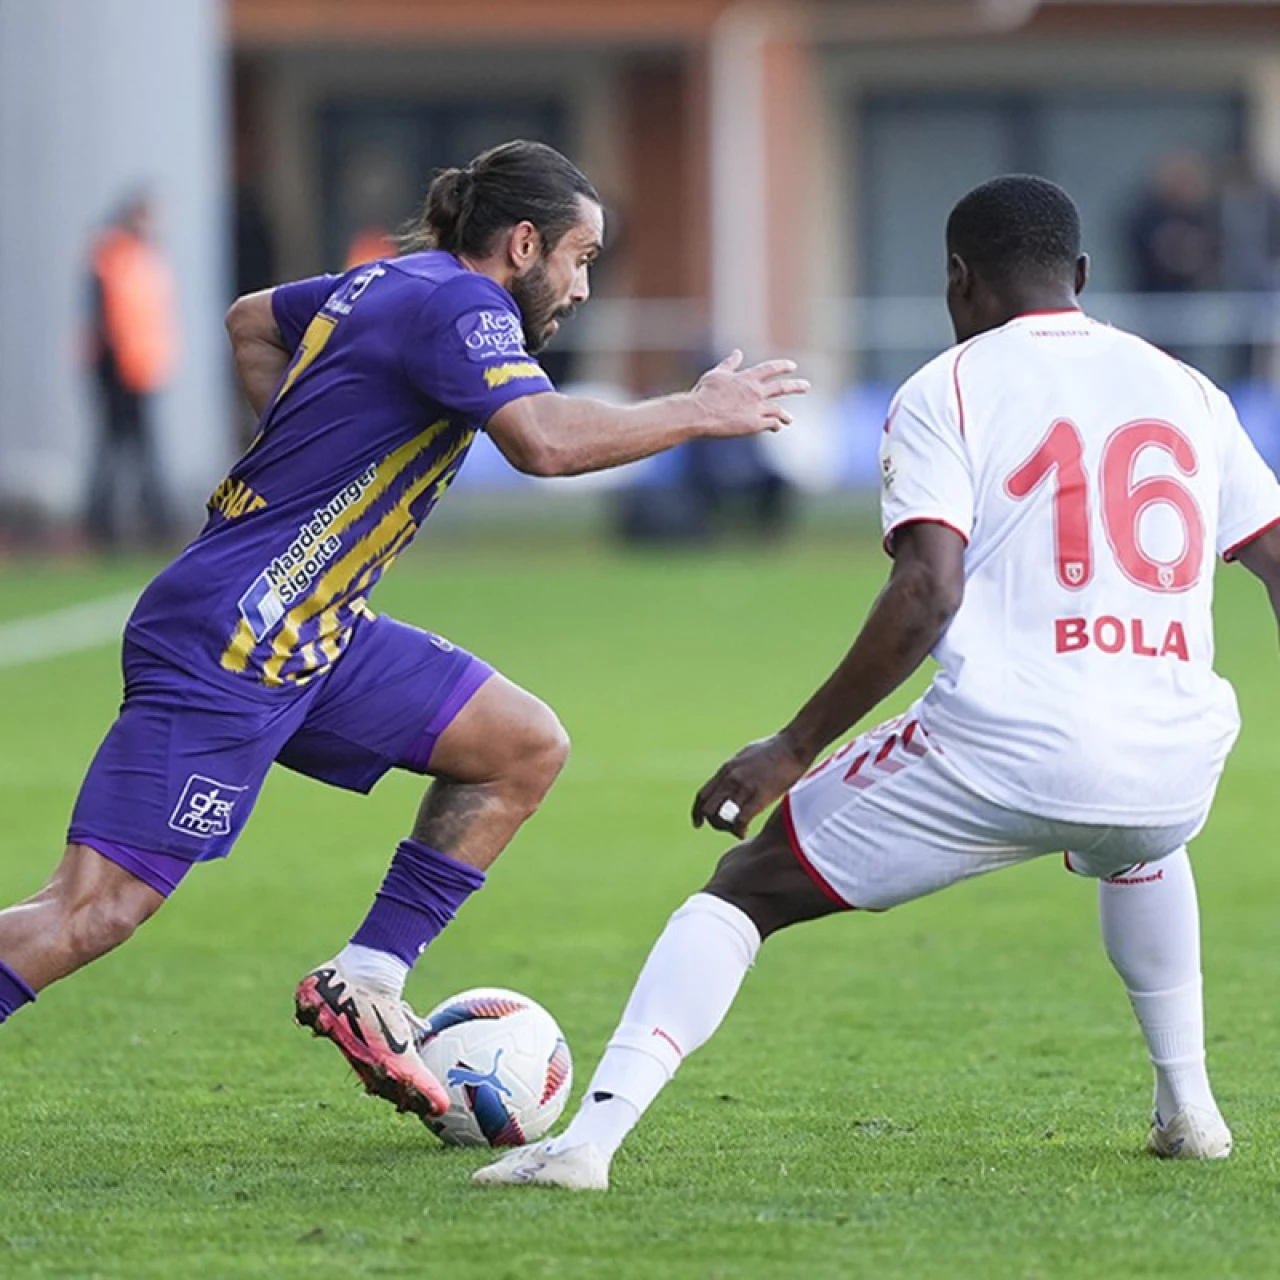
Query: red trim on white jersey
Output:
[[952, 348, 968, 439], [1013, 308, 1085, 320], [781, 795, 854, 909], [1223, 515, 1280, 562], [883, 517, 970, 557]]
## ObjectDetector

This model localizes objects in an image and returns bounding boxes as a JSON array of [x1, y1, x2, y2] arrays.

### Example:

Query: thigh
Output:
[[783, 711, 1042, 911], [704, 807, 847, 940], [1061, 813, 1207, 881], [276, 613, 492, 793], [69, 646, 313, 864]]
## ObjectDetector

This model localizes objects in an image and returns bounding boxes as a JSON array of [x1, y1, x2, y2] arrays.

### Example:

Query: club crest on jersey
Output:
[[168, 774, 247, 839], [1064, 560, 1086, 585], [458, 310, 526, 362]]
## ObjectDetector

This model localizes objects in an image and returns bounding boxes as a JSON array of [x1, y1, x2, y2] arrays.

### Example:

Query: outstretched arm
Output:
[[225, 289, 291, 418], [485, 350, 808, 477], [691, 521, 967, 837], [1233, 522, 1280, 640]]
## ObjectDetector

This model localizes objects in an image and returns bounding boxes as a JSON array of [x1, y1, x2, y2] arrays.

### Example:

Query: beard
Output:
[[510, 257, 574, 354]]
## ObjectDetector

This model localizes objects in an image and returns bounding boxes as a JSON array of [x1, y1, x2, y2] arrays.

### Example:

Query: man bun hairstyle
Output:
[[946, 174, 1082, 283], [403, 139, 599, 257]]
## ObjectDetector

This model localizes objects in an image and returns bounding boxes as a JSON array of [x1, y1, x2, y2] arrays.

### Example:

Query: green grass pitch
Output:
[[1, 531, 1278, 1278]]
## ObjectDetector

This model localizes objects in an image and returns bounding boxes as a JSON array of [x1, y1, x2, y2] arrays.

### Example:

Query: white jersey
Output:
[[879, 309, 1280, 823]]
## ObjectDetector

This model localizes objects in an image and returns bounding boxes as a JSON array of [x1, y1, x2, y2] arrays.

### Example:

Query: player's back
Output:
[[882, 310, 1280, 823]]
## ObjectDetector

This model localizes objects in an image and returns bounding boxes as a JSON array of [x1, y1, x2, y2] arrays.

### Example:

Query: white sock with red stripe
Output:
[[547, 892, 761, 1159], [1097, 846, 1219, 1124]]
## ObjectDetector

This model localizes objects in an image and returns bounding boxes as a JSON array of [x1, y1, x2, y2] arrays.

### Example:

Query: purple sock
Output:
[[0, 960, 36, 1024], [351, 839, 486, 968]]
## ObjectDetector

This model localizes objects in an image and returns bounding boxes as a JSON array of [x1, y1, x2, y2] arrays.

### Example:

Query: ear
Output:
[[947, 252, 972, 297], [507, 220, 542, 272], [1073, 253, 1089, 297]]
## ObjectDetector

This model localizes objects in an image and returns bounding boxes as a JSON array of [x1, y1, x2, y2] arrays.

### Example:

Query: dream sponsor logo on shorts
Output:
[[237, 463, 378, 642], [458, 309, 527, 363], [169, 774, 247, 839]]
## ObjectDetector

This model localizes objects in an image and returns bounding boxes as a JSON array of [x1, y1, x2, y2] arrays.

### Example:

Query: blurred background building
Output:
[[3, 0, 1280, 545]]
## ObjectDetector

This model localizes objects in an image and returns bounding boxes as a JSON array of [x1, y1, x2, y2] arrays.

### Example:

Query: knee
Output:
[[505, 699, 571, 809], [704, 844, 777, 939], [514, 701, 570, 798], [703, 824, 840, 941]]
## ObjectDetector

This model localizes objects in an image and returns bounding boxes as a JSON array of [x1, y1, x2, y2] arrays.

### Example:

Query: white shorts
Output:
[[782, 705, 1209, 912]]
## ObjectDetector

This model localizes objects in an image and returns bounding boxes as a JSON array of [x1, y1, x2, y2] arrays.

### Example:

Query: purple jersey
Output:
[[127, 252, 552, 692]]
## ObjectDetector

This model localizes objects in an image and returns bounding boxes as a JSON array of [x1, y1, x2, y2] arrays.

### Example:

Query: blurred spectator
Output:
[[1128, 151, 1217, 294], [1216, 154, 1280, 383], [682, 435, 793, 540], [85, 190, 178, 550], [613, 351, 795, 547], [338, 142, 410, 269]]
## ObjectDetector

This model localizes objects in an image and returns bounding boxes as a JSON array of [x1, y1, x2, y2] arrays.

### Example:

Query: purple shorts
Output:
[[68, 613, 492, 894]]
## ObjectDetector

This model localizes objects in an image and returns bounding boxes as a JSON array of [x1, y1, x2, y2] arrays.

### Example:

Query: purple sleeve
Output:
[[271, 274, 341, 352], [405, 276, 554, 426]]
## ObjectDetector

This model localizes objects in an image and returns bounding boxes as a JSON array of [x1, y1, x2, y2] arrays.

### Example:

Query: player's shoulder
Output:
[[1165, 353, 1231, 417], [1092, 320, 1225, 411], [389, 252, 516, 324], [886, 338, 973, 433]]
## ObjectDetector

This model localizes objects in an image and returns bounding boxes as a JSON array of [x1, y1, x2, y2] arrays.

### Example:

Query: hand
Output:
[[691, 350, 810, 438], [692, 732, 813, 839]]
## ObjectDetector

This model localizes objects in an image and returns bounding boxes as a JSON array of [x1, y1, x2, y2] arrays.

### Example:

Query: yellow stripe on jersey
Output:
[[219, 418, 452, 677], [483, 361, 544, 389], [282, 522, 421, 684], [260, 429, 475, 685], [208, 475, 268, 521], [221, 618, 258, 676], [273, 312, 338, 408], [236, 310, 342, 463]]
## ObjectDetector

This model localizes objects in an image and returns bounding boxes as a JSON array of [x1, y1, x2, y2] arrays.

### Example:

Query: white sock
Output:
[[1097, 847, 1218, 1123], [333, 943, 409, 999], [548, 893, 761, 1159]]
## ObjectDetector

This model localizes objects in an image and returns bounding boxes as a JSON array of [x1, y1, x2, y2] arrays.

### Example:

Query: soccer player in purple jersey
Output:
[[0, 140, 808, 1122]]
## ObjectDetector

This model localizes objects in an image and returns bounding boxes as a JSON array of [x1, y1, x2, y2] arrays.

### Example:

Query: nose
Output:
[[570, 266, 590, 305]]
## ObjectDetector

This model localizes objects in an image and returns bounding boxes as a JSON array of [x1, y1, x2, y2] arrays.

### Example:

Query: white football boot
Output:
[[1147, 1106, 1233, 1160], [473, 1140, 610, 1191]]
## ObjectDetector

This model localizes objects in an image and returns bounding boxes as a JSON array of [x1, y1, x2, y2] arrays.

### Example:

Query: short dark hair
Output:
[[402, 139, 599, 257], [946, 175, 1081, 283]]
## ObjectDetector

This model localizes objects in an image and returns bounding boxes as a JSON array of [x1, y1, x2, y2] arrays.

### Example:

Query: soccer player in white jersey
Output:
[[476, 175, 1280, 1191]]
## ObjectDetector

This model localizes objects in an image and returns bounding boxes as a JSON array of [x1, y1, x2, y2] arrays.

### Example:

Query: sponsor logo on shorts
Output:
[[1103, 862, 1165, 886], [169, 774, 247, 839], [458, 309, 527, 362]]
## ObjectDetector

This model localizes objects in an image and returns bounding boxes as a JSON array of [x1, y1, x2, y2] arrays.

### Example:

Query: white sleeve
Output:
[[878, 370, 974, 554], [1211, 387, 1280, 560]]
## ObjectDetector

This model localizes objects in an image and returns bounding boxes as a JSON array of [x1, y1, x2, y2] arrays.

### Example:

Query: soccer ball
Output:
[[413, 987, 572, 1148]]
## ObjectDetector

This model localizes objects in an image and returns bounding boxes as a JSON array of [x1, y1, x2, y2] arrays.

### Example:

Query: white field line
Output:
[[0, 591, 138, 671]]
